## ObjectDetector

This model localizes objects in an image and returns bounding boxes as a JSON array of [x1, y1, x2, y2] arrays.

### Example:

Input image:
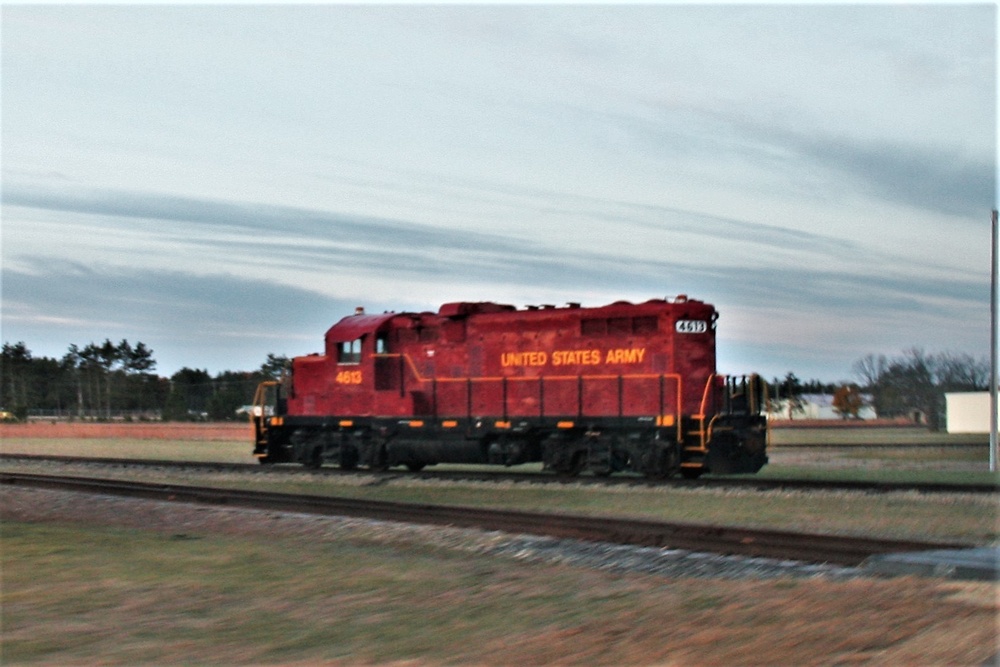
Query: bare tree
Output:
[[852, 353, 887, 390], [932, 351, 989, 391], [853, 348, 988, 429]]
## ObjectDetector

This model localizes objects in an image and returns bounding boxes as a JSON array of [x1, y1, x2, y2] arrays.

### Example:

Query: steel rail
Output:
[[0, 453, 995, 495], [0, 471, 971, 566]]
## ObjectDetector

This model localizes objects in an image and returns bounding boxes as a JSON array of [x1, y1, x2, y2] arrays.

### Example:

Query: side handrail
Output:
[[689, 373, 718, 452], [250, 380, 281, 440], [373, 352, 683, 438], [701, 374, 767, 450]]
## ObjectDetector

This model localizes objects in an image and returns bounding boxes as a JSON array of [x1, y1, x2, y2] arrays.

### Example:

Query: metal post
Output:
[[539, 376, 545, 419], [502, 377, 507, 422], [990, 210, 998, 473], [466, 378, 472, 420]]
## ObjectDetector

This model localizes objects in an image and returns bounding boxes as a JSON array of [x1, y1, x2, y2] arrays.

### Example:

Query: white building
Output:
[[767, 393, 876, 421], [945, 392, 996, 434]]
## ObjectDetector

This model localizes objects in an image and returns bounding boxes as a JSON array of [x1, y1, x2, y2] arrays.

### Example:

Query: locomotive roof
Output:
[[325, 296, 709, 342], [325, 312, 398, 342]]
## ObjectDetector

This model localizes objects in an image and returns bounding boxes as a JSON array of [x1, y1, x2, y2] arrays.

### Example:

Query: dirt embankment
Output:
[[0, 422, 248, 441]]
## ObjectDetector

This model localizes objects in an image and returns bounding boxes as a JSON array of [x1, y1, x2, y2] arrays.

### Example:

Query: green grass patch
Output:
[[748, 465, 999, 487], [3, 434, 997, 544], [10, 464, 986, 544], [768, 427, 988, 447], [836, 447, 989, 462], [249, 478, 995, 544]]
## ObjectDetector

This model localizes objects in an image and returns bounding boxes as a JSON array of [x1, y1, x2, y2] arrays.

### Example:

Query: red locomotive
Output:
[[251, 296, 767, 478]]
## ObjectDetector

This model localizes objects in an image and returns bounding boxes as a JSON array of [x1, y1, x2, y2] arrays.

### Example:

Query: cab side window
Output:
[[338, 338, 362, 364]]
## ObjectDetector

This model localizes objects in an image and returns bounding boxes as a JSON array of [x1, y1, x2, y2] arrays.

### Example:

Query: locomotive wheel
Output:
[[555, 451, 586, 477], [340, 445, 359, 471], [305, 446, 323, 469], [681, 467, 704, 480], [405, 462, 426, 472], [368, 443, 390, 472], [643, 445, 679, 480]]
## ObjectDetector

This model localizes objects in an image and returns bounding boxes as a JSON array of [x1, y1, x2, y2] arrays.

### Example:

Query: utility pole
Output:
[[991, 209, 997, 473]]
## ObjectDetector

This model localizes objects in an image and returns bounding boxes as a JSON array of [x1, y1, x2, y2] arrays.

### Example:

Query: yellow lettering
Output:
[[551, 349, 602, 365], [502, 348, 645, 367], [604, 348, 647, 365], [501, 351, 547, 367], [335, 370, 363, 384]]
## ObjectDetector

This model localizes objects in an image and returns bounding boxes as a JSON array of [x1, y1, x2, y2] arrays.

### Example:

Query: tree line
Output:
[[1, 340, 991, 429], [0, 340, 288, 422], [763, 349, 989, 427], [850, 348, 990, 430]]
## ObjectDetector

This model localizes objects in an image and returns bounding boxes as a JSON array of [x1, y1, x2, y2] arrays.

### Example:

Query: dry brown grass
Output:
[[2, 503, 997, 666], [0, 421, 246, 441], [3, 422, 997, 665]]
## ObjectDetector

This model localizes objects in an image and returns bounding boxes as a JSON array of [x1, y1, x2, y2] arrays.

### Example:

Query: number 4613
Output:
[[336, 370, 363, 385]]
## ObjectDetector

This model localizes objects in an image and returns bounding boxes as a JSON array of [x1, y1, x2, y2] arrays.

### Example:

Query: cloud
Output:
[[3, 177, 989, 380], [0, 259, 364, 373], [2, 258, 349, 334], [4, 182, 987, 303], [0, 180, 886, 266], [792, 135, 996, 218], [2, 244, 987, 382]]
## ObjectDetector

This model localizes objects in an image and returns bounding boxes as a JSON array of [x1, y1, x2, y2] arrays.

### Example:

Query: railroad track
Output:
[[0, 471, 971, 566], [1, 453, 995, 495]]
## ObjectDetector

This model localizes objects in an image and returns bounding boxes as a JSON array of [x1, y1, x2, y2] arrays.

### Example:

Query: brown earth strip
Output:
[[0, 421, 247, 440]]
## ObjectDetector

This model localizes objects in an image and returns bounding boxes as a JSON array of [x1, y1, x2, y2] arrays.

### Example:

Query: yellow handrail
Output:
[[373, 352, 684, 440], [250, 380, 281, 440]]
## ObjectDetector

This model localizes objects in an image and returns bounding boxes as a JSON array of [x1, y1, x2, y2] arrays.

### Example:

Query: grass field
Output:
[[144, 471, 1000, 543], [1, 455, 995, 544], [2, 426, 998, 543], [768, 425, 988, 447], [3, 423, 998, 665], [2, 431, 997, 485], [2, 520, 996, 666]]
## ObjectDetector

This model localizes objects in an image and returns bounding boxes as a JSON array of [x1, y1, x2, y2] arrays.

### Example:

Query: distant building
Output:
[[945, 392, 996, 434], [767, 393, 876, 421]]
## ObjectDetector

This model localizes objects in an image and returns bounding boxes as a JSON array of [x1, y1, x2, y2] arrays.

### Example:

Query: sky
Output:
[[1, 3, 997, 383]]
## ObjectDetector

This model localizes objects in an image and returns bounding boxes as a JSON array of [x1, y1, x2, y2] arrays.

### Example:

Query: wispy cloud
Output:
[[5, 183, 988, 302], [789, 135, 995, 219]]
